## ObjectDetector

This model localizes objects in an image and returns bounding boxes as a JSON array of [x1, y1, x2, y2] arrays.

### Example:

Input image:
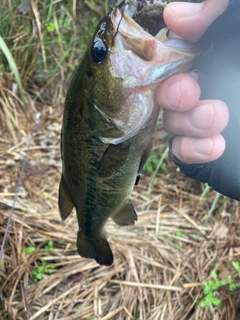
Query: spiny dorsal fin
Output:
[[98, 143, 130, 177], [111, 199, 137, 226], [58, 175, 74, 221]]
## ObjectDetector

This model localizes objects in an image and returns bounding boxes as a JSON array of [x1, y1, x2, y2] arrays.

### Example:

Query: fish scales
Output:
[[59, 0, 200, 266]]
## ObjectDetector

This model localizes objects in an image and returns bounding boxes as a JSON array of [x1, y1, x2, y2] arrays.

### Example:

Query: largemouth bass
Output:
[[59, 0, 199, 266]]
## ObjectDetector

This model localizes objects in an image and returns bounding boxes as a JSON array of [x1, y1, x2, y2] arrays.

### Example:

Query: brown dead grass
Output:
[[1, 108, 240, 319], [1, 0, 240, 319]]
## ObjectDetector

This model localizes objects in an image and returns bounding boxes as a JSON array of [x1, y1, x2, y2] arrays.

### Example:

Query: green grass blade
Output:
[[200, 184, 211, 199], [147, 146, 169, 193], [0, 35, 27, 121], [204, 192, 221, 225]]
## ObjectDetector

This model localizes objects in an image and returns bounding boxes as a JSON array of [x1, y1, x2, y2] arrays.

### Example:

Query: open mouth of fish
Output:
[[99, 0, 199, 144]]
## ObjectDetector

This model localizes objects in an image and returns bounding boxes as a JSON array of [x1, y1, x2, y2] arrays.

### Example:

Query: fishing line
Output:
[[0, 113, 41, 262], [111, 0, 125, 48]]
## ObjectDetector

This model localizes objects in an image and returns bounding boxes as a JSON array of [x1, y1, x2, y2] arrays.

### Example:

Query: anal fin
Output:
[[112, 199, 137, 226], [58, 175, 74, 221]]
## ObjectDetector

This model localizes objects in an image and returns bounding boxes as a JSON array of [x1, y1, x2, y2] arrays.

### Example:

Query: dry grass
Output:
[[1, 1, 240, 320], [1, 114, 240, 319]]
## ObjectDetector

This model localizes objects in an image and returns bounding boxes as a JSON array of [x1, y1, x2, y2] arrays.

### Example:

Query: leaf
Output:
[[175, 231, 182, 237], [36, 273, 43, 280], [41, 260, 47, 267], [232, 261, 240, 272], [45, 240, 54, 251], [0, 36, 27, 120], [211, 297, 222, 306], [25, 246, 36, 255], [211, 271, 218, 280], [229, 283, 236, 290]]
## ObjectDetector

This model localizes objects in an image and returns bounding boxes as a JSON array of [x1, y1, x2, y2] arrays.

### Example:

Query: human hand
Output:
[[157, 0, 230, 164], [157, 0, 240, 201]]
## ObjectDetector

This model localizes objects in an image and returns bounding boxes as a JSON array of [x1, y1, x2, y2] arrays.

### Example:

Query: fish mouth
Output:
[[99, 4, 200, 145], [112, 4, 158, 62], [111, 5, 195, 65]]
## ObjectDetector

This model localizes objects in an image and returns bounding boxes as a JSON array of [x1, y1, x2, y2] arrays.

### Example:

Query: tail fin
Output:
[[77, 232, 113, 266]]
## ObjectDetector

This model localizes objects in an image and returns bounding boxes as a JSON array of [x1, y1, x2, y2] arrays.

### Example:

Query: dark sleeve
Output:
[[169, 1, 240, 201]]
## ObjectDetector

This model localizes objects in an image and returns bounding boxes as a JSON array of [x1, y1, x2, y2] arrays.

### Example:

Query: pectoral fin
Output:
[[138, 141, 152, 174], [112, 199, 137, 226], [58, 175, 74, 221], [134, 142, 152, 185], [135, 175, 140, 185], [98, 143, 130, 177]]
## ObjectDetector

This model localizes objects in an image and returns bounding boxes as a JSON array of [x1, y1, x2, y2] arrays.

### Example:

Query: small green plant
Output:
[[45, 240, 54, 251], [25, 246, 36, 255], [32, 260, 56, 281], [144, 150, 160, 173], [45, 22, 55, 33], [175, 231, 182, 237], [174, 243, 180, 249], [144, 149, 169, 174], [161, 232, 182, 249], [200, 271, 225, 307], [25, 240, 55, 281], [232, 261, 240, 277], [199, 265, 240, 308], [228, 275, 236, 291]]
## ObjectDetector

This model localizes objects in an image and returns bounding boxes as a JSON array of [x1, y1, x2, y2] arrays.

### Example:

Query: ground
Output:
[[1, 1, 240, 319]]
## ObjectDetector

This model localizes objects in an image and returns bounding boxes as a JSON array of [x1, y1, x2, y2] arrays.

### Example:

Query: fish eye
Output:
[[91, 38, 107, 64]]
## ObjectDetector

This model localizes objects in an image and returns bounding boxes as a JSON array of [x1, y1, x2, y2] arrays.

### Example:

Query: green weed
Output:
[[200, 271, 225, 308], [144, 148, 169, 174], [45, 240, 54, 251], [200, 263, 240, 308], [25, 246, 36, 255], [146, 146, 169, 192], [0, 36, 27, 116], [161, 231, 183, 249], [144, 150, 160, 173], [0, 0, 106, 94], [232, 261, 240, 278], [25, 240, 56, 282], [175, 231, 182, 237], [31, 260, 56, 282]]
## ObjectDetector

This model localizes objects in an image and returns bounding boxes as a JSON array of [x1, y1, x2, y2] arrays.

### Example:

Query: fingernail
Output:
[[190, 104, 214, 130], [166, 82, 181, 109], [169, 2, 204, 17], [194, 138, 213, 155]]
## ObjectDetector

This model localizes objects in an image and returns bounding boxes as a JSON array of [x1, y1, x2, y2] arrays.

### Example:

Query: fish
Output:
[[58, 0, 199, 266]]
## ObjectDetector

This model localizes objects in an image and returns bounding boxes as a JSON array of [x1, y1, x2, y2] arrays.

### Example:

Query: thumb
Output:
[[164, 0, 230, 43]]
